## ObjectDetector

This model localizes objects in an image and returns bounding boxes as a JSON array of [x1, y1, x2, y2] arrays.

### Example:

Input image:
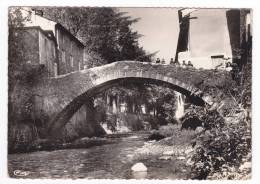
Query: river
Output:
[[8, 132, 190, 179]]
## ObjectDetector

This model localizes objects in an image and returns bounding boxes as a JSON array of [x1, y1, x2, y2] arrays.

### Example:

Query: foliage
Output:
[[84, 50, 106, 68], [96, 82, 177, 124], [191, 118, 251, 179], [8, 8, 52, 152], [94, 97, 107, 123], [190, 58, 251, 179], [8, 7, 31, 65], [155, 124, 187, 138], [8, 123, 39, 153], [145, 84, 177, 119]]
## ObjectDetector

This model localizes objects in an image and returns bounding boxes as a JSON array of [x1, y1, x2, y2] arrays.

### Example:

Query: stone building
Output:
[[55, 23, 85, 75], [13, 8, 85, 77]]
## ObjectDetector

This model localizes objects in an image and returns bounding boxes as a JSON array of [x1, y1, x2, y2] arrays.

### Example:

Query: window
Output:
[[62, 51, 66, 63], [62, 34, 65, 44], [70, 55, 74, 67]]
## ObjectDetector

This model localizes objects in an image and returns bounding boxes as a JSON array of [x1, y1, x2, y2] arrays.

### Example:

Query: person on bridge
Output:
[[182, 60, 187, 68], [170, 58, 174, 64], [171, 58, 180, 66], [161, 58, 166, 64], [187, 61, 194, 68], [156, 58, 160, 64]]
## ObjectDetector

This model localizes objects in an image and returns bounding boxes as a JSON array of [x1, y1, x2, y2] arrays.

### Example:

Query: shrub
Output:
[[191, 118, 251, 179]]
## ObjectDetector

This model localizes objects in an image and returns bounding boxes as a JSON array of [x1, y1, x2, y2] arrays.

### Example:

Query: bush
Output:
[[190, 58, 251, 179], [191, 118, 251, 179]]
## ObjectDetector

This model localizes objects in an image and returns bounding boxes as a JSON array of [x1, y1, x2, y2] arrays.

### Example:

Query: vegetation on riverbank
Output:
[[9, 136, 113, 154], [135, 124, 197, 156], [134, 69, 251, 180], [190, 61, 251, 180]]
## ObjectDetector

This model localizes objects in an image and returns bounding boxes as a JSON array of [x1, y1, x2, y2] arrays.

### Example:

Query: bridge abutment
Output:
[[85, 98, 106, 137]]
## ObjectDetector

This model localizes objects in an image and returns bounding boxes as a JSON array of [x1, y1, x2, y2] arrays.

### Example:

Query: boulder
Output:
[[132, 170, 147, 179], [131, 163, 147, 172], [147, 140, 156, 143], [158, 156, 172, 160], [177, 156, 186, 160], [163, 150, 174, 156], [195, 126, 204, 133]]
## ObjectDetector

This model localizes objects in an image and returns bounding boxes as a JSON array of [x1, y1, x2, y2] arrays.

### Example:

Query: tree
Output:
[[8, 7, 31, 65], [95, 81, 177, 125]]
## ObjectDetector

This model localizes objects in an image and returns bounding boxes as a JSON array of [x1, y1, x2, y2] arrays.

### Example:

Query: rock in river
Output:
[[163, 150, 174, 156], [159, 156, 172, 160], [131, 163, 147, 172], [177, 156, 186, 160]]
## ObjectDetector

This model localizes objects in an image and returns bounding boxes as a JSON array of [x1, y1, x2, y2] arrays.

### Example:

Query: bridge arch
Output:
[[35, 61, 228, 138]]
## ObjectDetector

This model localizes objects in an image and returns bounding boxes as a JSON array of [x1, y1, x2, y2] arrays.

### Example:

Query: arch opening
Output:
[[47, 77, 208, 139]]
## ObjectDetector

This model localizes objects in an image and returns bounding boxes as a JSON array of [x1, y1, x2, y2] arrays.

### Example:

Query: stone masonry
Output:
[[32, 61, 231, 138]]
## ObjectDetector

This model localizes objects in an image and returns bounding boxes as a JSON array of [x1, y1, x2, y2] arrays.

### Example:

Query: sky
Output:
[[188, 9, 232, 58], [119, 8, 180, 64], [118, 8, 233, 68]]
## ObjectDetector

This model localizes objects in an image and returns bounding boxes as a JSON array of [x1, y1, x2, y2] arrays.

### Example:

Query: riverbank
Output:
[[128, 124, 198, 179], [9, 136, 114, 154]]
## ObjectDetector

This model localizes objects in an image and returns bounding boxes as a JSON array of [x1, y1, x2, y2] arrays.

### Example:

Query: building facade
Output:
[[55, 24, 84, 75]]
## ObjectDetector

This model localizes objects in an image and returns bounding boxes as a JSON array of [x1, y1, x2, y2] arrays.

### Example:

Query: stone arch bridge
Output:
[[34, 61, 231, 139]]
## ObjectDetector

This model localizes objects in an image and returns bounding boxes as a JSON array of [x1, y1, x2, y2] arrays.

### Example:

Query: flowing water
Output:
[[175, 92, 185, 120], [8, 132, 190, 179]]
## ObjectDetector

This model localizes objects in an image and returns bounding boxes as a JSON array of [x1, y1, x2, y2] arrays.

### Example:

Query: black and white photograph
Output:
[[5, 5, 253, 180]]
